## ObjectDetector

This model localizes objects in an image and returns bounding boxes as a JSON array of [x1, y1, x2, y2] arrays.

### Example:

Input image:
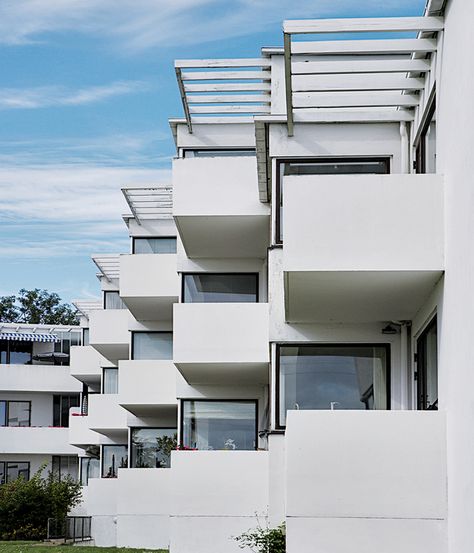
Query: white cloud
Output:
[[0, 0, 425, 51], [0, 81, 149, 110]]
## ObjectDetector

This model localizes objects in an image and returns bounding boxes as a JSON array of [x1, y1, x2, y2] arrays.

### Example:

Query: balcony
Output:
[[119, 254, 179, 321], [0, 427, 78, 455], [70, 345, 114, 384], [87, 394, 128, 439], [69, 407, 100, 448], [118, 360, 179, 417], [283, 174, 444, 322], [285, 410, 446, 553], [173, 156, 270, 258], [89, 309, 130, 364], [0, 364, 81, 393], [173, 303, 269, 384]]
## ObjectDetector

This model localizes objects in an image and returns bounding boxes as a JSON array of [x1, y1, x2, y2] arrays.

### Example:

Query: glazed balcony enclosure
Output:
[[282, 174, 444, 322], [119, 254, 179, 321], [118, 360, 179, 417], [89, 310, 130, 364], [173, 156, 270, 258], [173, 303, 269, 384]]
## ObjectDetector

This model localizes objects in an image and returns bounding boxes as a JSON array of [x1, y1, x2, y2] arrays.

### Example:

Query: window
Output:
[[0, 340, 33, 365], [0, 401, 31, 427], [183, 149, 255, 158], [130, 428, 177, 468], [103, 291, 126, 310], [52, 456, 79, 481], [80, 457, 100, 485], [83, 328, 90, 346], [102, 445, 128, 478], [415, 98, 436, 174], [131, 332, 173, 360], [416, 316, 438, 410], [54, 331, 82, 358], [102, 368, 118, 394], [182, 274, 259, 303], [0, 461, 30, 484], [182, 400, 257, 451], [277, 344, 390, 427], [132, 237, 177, 254], [53, 394, 80, 427], [276, 157, 390, 243]]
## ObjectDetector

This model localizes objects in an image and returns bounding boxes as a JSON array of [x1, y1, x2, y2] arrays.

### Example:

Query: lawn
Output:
[[0, 544, 167, 553]]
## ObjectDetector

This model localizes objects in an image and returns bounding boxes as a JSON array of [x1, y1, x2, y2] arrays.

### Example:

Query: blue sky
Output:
[[1, 0, 425, 304]]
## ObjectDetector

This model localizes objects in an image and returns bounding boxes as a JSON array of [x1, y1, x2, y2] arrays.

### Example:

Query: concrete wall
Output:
[[285, 410, 447, 553], [0, 365, 81, 393]]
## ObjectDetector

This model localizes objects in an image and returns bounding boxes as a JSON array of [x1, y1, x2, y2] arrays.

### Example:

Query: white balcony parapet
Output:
[[0, 427, 79, 455], [175, 58, 271, 132], [282, 16, 444, 135], [69, 407, 100, 448], [88, 309, 130, 364], [0, 363, 81, 393], [87, 394, 128, 437], [70, 345, 114, 384], [122, 186, 173, 224]]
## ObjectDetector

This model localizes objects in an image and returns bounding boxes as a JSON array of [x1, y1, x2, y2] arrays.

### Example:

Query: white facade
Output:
[[60, 2, 474, 552], [0, 322, 83, 485]]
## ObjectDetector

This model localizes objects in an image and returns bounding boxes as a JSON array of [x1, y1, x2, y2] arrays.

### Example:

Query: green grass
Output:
[[0, 544, 167, 553]]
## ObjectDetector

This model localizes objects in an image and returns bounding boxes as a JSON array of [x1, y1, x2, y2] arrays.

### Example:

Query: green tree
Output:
[[0, 289, 78, 325]]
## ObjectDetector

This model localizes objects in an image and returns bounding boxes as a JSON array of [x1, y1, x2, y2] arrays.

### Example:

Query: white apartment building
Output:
[[66, 0, 474, 552], [0, 323, 83, 485]]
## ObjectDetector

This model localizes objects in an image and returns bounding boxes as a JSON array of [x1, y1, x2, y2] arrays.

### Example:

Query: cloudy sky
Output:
[[1, 0, 425, 303]]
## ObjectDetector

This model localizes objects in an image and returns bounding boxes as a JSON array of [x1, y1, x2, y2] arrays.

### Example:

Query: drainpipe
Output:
[[400, 121, 410, 173]]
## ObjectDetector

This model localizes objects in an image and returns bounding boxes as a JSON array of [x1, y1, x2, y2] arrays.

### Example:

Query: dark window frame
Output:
[[52, 455, 79, 481], [275, 156, 391, 245], [131, 236, 177, 255], [415, 97, 436, 174], [101, 444, 128, 479], [0, 339, 33, 365], [103, 291, 126, 310], [416, 315, 438, 411], [0, 461, 30, 484], [275, 343, 391, 430], [0, 400, 32, 427], [53, 394, 80, 427], [130, 331, 174, 361], [179, 398, 259, 451], [129, 426, 178, 468], [181, 272, 260, 304], [102, 367, 119, 394], [182, 148, 256, 158]]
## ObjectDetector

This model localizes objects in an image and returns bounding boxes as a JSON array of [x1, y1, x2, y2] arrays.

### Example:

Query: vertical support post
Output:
[[175, 67, 193, 134], [283, 33, 294, 137]]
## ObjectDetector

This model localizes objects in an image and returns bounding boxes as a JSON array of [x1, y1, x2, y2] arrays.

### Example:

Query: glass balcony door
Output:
[[416, 317, 438, 410]]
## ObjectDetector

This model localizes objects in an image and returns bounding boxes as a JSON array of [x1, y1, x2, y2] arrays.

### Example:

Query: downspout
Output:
[[400, 121, 410, 173]]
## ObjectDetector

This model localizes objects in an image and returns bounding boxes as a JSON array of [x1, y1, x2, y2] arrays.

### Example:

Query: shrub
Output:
[[234, 520, 286, 553], [0, 465, 82, 540]]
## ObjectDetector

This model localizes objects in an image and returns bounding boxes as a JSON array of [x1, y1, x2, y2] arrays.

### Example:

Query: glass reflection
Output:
[[183, 274, 258, 303], [131, 428, 177, 468]]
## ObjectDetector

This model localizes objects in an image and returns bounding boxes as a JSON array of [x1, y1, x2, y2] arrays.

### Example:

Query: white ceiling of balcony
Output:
[[282, 16, 444, 135], [122, 186, 173, 224]]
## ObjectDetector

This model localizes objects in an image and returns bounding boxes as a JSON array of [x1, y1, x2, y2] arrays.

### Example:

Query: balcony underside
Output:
[[284, 270, 443, 323], [175, 215, 269, 259], [119, 402, 177, 418], [120, 296, 177, 322], [90, 343, 129, 364], [174, 361, 269, 385]]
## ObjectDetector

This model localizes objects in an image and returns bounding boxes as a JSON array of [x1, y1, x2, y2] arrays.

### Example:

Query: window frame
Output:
[[0, 460, 31, 484], [101, 444, 128, 479], [53, 394, 80, 427], [0, 339, 33, 365], [103, 291, 126, 310], [129, 426, 178, 468], [0, 400, 32, 427], [416, 315, 438, 411], [131, 236, 177, 255], [275, 342, 391, 430], [79, 456, 100, 486], [130, 331, 174, 361], [52, 455, 79, 482], [414, 97, 436, 174], [182, 148, 256, 158], [179, 398, 259, 451], [102, 367, 119, 394], [275, 156, 391, 245], [181, 272, 260, 304]]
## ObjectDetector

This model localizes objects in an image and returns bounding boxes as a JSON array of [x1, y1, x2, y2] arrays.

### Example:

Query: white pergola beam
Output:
[[292, 58, 431, 75], [181, 71, 271, 80], [293, 110, 414, 122], [175, 58, 271, 68], [291, 38, 437, 55], [185, 82, 271, 93], [189, 105, 270, 114], [187, 94, 270, 104], [283, 16, 444, 34], [292, 74, 425, 92], [293, 92, 419, 108]]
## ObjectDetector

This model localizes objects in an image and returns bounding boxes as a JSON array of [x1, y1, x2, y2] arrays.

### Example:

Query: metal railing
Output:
[[47, 516, 92, 543]]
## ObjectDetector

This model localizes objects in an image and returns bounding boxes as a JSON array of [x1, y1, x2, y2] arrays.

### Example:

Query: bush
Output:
[[0, 465, 82, 540], [234, 520, 286, 553]]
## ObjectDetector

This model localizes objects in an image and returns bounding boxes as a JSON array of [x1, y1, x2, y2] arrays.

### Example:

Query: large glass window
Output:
[[132, 332, 173, 360], [416, 317, 438, 410], [183, 274, 258, 303], [52, 456, 79, 481], [104, 291, 126, 310], [53, 394, 80, 427], [1, 401, 31, 427], [130, 428, 177, 468], [80, 457, 100, 486], [133, 237, 177, 254], [277, 157, 390, 243], [0, 340, 33, 365], [102, 368, 118, 394], [102, 445, 128, 478], [182, 400, 257, 451], [0, 461, 30, 484], [278, 344, 390, 427]]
